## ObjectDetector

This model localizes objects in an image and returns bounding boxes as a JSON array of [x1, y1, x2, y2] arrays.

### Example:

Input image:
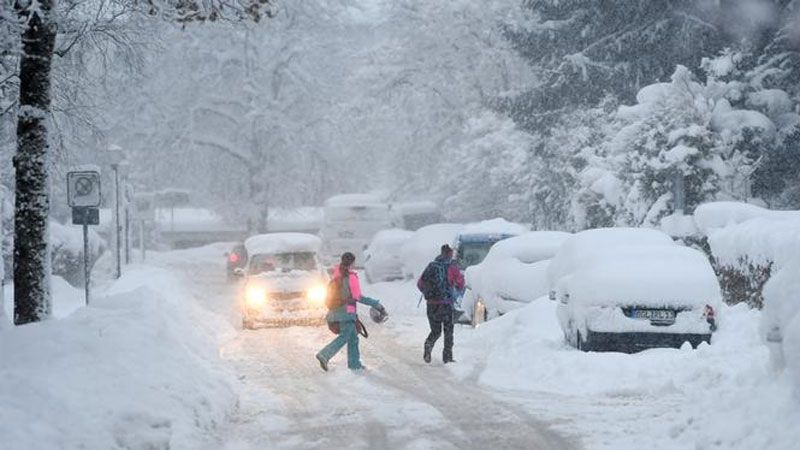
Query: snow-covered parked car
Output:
[[463, 231, 571, 324], [453, 219, 529, 272], [364, 229, 414, 283], [549, 228, 720, 352], [401, 223, 464, 280], [452, 219, 528, 322], [238, 233, 328, 329]]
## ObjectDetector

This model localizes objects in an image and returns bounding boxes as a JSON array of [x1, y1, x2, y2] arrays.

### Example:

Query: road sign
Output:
[[72, 207, 99, 226], [67, 170, 101, 208]]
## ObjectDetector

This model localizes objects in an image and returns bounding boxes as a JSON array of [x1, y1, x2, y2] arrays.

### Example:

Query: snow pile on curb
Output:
[[0, 266, 237, 449], [3, 275, 86, 320], [695, 201, 800, 398], [452, 298, 800, 450]]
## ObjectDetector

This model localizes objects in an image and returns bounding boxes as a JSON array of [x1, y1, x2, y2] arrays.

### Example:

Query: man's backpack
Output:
[[418, 261, 448, 300]]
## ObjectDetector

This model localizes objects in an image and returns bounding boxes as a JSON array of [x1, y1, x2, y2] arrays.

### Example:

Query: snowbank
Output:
[[2, 275, 85, 320], [762, 258, 800, 391], [400, 223, 463, 279], [244, 232, 322, 255], [0, 266, 237, 449], [451, 299, 800, 450]]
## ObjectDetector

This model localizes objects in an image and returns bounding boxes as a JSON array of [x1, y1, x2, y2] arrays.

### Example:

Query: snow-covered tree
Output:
[[8, 0, 274, 325]]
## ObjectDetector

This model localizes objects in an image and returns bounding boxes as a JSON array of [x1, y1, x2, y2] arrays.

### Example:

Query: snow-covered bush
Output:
[[50, 221, 106, 287], [697, 202, 800, 307]]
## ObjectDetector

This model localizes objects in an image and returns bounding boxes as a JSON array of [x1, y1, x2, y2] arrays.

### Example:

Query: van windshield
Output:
[[456, 242, 495, 270], [249, 252, 317, 274], [402, 212, 443, 231]]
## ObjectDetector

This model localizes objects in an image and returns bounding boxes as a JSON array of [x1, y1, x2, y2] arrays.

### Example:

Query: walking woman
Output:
[[316, 252, 386, 371]]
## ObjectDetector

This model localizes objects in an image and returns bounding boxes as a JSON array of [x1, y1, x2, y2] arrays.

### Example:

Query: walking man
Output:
[[418, 245, 465, 363], [316, 252, 386, 371]]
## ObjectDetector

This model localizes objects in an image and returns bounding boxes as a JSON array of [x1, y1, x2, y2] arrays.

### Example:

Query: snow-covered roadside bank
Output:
[[0, 263, 239, 449], [449, 298, 800, 450]]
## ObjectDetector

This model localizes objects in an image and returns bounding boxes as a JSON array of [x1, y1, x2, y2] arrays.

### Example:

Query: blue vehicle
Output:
[[452, 232, 517, 323]]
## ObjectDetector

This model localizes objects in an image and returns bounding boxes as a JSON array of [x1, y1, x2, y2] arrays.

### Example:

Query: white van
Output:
[[320, 194, 392, 266], [390, 201, 444, 231], [238, 233, 328, 329]]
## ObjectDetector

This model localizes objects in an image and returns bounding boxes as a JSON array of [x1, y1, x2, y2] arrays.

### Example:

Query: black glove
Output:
[[376, 304, 387, 314]]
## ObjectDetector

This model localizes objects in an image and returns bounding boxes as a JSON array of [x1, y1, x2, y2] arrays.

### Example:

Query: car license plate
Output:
[[633, 309, 675, 322]]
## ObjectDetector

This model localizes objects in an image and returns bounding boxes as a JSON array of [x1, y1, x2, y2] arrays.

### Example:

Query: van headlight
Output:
[[306, 284, 327, 304], [246, 285, 267, 308]]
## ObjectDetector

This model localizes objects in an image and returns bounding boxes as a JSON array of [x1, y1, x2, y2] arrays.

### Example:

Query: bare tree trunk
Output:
[[13, 0, 57, 325]]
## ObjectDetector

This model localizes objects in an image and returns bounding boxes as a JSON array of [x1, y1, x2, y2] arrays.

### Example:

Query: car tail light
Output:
[[704, 304, 717, 331], [228, 253, 240, 263]]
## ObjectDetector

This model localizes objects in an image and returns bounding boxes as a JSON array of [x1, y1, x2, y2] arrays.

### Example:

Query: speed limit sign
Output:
[[67, 170, 102, 208]]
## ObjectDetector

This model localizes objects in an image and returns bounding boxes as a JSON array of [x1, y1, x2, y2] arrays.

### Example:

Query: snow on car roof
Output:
[[547, 227, 675, 287], [459, 218, 529, 237], [324, 194, 386, 208], [559, 245, 721, 307], [485, 231, 572, 264], [244, 233, 322, 255]]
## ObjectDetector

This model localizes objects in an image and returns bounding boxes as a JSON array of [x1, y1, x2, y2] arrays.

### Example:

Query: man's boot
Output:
[[423, 344, 432, 363]]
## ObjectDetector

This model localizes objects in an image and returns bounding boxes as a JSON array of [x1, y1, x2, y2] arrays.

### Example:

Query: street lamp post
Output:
[[107, 145, 125, 279]]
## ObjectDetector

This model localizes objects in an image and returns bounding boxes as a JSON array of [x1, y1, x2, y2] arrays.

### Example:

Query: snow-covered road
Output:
[[160, 247, 576, 450], [4, 243, 799, 449]]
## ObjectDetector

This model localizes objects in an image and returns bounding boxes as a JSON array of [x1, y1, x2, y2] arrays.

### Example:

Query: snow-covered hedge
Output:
[[50, 220, 106, 287], [0, 265, 237, 449], [695, 202, 800, 308]]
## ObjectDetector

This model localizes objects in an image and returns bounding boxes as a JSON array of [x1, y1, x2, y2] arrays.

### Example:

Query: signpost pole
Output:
[[124, 207, 131, 264], [140, 220, 146, 262], [113, 164, 121, 279], [82, 214, 90, 305]]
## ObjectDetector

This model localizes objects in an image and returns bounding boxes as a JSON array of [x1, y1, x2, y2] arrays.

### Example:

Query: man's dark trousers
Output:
[[425, 302, 454, 361]]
